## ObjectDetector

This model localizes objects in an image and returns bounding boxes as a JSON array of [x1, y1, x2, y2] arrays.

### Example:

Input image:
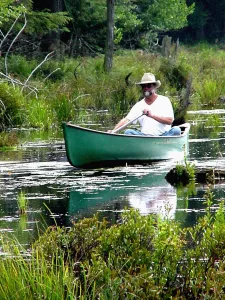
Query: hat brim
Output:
[[136, 80, 161, 88]]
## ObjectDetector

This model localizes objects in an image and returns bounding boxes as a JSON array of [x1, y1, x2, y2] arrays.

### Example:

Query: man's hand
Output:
[[143, 109, 153, 117]]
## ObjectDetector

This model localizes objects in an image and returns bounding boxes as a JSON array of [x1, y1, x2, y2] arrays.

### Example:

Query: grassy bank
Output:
[[1, 195, 225, 299], [1, 42, 225, 146], [1, 44, 225, 124]]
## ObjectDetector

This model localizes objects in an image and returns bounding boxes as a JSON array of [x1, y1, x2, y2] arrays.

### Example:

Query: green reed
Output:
[[17, 191, 29, 214], [0, 240, 79, 299], [196, 78, 222, 106]]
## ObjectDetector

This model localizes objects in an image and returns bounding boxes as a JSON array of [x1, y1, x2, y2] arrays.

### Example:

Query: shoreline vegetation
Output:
[[1, 43, 225, 298], [1, 198, 225, 299], [1, 43, 225, 147]]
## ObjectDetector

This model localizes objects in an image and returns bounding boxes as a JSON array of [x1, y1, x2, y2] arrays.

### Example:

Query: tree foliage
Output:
[[0, 0, 27, 25], [63, 0, 194, 55], [147, 0, 194, 31], [25, 11, 71, 35]]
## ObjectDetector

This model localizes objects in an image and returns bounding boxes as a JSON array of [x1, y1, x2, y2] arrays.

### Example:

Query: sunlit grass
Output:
[[1, 43, 225, 139], [0, 239, 79, 299], [196, 78, 222, 106], [25, 99, 54, 129]]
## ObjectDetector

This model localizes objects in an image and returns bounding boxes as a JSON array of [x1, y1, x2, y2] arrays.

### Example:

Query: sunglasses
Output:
[[141, 83, 155, 88]]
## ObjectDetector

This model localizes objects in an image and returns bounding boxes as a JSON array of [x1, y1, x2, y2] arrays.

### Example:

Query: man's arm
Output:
[[143, 109, 173, 125], [108, 118, 129, 133]]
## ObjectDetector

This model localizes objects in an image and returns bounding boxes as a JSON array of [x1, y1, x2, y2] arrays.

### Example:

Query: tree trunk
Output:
[[50, 0, 64, 58], [104, 0, 115, 72], [161, 35, 172, 58]]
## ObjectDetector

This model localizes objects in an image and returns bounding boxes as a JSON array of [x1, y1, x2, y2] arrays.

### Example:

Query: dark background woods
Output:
[[2, 0, 225, 59]]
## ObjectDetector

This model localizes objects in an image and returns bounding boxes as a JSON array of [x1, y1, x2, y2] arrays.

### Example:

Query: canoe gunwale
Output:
[[63, 122, 190, 139]]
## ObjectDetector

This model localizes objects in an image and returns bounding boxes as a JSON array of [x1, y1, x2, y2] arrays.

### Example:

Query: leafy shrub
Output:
[[0, 83, 25, 130], [34, 214, 108, 265], [159, 58, 191, 91], [6, 55, 37, 79], [0, 131, 18, 147], [2, 197, 225, 299]]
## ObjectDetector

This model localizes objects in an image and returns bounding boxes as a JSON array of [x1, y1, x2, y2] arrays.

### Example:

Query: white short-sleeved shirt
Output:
[[126, 95, 174, 136]]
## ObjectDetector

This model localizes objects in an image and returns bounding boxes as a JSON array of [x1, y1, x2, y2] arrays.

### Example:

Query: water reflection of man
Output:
[[128, 186, 177, 219]]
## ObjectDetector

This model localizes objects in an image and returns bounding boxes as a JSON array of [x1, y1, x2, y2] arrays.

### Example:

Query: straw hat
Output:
[[136, 73, 161, 88]]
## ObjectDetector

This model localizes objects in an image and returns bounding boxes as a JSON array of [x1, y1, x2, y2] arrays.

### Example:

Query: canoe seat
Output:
[[178, 123, 190, 136]]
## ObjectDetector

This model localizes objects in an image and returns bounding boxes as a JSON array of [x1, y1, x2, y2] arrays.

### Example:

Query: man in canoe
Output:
[[109, 73, 181, 136]]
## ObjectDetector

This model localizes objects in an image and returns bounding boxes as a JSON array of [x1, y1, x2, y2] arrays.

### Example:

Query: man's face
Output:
[[141, 83, 156, 97]]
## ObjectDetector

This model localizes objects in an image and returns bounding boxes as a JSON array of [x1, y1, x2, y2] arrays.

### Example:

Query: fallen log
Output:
[[165, 167, 225, 186], [195, 168, 225, 184]]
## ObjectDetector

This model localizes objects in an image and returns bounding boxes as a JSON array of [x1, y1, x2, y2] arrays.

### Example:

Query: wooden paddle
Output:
[[112, 113, 145, 134]]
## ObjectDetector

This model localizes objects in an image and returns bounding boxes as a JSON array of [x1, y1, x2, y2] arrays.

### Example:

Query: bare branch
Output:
[[154, 38, 159, 46], [24, 89, 38, 99], [0, 30, 5, 39], [5, 13, 27, 75], [21, 51, 55, 92], [72, 94, 90, 102], [0, 72, 38, 98], [0, 99, 6, 110], [43, 68, 61, 81], [0, 14, 21, 49], [80, 38, 103, 56]]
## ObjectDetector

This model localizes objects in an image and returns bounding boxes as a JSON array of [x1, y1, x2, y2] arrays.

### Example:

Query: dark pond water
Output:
[[0, 108, 225, 246]]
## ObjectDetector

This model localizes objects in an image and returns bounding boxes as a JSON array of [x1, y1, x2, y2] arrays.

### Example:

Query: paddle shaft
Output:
[[112, 113, 144, 134]]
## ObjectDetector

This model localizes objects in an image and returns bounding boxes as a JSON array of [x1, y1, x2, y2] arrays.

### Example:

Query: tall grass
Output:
[[196, 78, 225, 106], [0, 239, 79, 299], [1, 43, 225, 135]]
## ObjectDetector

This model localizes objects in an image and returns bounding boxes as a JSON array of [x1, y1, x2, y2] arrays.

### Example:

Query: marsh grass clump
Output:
[[5, 55, 38, 79], [165, 159, 196, 186], [0, 131, 18, 148], [0, 83, 25, 130], [0, 235, 78, 300], [196, 78, 223, 106]]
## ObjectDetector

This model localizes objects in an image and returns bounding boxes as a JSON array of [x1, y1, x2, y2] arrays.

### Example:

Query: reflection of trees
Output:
[[175, 184, 225, 228], [189, 134, 224, 160], [188, 112, 224, 139]]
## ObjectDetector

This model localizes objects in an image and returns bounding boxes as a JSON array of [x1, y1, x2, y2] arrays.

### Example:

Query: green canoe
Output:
[[62, 122, 191, 168]]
